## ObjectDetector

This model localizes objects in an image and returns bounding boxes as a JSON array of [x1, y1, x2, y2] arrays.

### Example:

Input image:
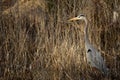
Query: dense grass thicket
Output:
[[0, 0, 120, 80]]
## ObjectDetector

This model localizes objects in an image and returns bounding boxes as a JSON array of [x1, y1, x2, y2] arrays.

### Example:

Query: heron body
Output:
[[69, 14, 108, 75]]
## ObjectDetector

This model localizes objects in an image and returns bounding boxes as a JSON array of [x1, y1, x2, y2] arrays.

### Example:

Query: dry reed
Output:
[[0, 0, 120, 80]]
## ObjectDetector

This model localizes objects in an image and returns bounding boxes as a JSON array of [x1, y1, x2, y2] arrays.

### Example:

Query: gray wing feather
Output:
[[86, 45, 108, 75]]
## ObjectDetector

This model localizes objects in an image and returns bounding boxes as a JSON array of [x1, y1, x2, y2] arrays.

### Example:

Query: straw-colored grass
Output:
[[0, 0, 120, 80]]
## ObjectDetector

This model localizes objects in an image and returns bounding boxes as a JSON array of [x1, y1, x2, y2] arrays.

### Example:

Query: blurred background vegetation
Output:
[[0, 0, 120, 80]]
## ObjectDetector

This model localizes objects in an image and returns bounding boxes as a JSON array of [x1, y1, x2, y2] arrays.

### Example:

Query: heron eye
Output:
[[87, 49, 92, 53], [77, 14, 85, 18]]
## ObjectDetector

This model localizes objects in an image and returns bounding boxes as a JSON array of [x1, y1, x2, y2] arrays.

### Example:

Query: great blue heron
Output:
[[68, 14, 108, 75]]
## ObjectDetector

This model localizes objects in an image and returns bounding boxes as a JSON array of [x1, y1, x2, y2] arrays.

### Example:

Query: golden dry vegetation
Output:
[[0, 0, 120, 80]]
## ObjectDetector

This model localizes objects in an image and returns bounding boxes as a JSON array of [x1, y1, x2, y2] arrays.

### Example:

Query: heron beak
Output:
[[68, 17, 80, 21]]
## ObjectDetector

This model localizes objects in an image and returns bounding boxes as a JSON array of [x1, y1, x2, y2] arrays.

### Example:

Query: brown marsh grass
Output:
[[0, 0, 120, 80]]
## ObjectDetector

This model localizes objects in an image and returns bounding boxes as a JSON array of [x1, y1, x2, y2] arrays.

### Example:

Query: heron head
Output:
[[68, 14, 86, 21]]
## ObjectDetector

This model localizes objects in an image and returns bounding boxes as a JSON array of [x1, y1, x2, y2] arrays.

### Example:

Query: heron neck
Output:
[[84, 18, 90, 45]]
